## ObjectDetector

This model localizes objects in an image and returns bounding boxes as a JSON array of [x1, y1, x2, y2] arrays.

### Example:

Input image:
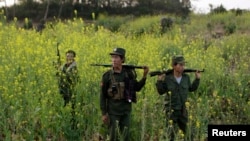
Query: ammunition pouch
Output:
[[108, 69, 137, 103], [108, 82, 125, 100]]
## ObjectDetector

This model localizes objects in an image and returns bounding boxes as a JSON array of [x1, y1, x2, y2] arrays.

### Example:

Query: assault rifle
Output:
[[56, 42, 61, 66], [90, 64, 145, 69], [149, 69, 205, 77], [53, 42, 61, 69]]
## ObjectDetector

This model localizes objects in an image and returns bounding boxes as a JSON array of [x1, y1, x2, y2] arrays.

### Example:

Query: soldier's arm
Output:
[[155, 74, 168, 95], [134, 77, 147, 91], [100, 73, 109, 115], [134, 66, 149, 91], [189, 76, 200, 92]]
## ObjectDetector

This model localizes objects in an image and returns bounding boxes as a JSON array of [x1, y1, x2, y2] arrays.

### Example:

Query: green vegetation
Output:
[[0, 10, 250, 141]]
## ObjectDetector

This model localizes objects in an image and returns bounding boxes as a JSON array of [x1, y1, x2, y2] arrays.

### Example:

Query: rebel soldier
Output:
[[100, 47, 149, 141], [156, 55, 201, 141]]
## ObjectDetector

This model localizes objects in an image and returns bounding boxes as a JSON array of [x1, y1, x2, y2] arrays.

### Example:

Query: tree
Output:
[[57, 0, 63, 18], [211, 4, 227, 14], [2, 0, 8, 18], [137, 0, 152, 7], [13, 0, 17, 17], [181, 0, 191, 8], [44, 0, 50, 20], [18, 0, 34, 4]]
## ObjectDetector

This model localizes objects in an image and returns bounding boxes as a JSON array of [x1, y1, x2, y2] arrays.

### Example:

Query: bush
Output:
[[160, 17, 173, 34], [224, 22, 237, 35], [95, 14, 133, 32]]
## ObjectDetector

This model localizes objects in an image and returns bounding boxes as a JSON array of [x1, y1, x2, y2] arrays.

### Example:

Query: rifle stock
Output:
[[90, 64, 144, 69], [149, 69, 205, 77]]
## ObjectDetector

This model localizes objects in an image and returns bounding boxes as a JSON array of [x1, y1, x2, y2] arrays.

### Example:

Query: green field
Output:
[[0, 11, 250, 141]]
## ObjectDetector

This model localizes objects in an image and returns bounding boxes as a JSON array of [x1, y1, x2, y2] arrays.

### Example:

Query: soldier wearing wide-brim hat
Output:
[[156, 55, 201, 141], [100, 47, 149, 141]]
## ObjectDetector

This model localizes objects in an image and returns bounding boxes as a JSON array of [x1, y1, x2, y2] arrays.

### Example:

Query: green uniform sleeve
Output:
[[134, 77, 147, 91], [100, 72, 109, 115], [156, 79, 168, 95], [189, 78, 200, 92]]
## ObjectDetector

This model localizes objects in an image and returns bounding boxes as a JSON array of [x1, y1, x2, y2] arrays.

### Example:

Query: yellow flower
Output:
[[185, 101, 190, 108], [178, 130, 184, 138], [197, 98, 202, 102], [14, 17, 17, 22], [212, 90, 218, 97], [168, 91, 172, 95], [168, 120, 173, 125], [92, 12, 95, 20], [196, 121, 200, 128], [189, 115, 193, 120]]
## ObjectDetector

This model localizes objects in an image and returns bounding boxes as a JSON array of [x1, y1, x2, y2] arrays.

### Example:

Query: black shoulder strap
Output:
[[109, 69, 116, 84]]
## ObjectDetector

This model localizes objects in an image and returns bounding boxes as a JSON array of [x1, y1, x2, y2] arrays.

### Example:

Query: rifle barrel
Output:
[[149, 69, 204, 77], [90, 64, 111, 67], [56, 42, 61, 67], [184, 69, 205, 73], [90, 64, 144, 69]]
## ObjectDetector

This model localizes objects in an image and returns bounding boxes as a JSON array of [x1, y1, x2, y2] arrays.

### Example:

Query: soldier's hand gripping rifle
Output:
[[149, 69, 205, 77], [90, 64, 145, 69]]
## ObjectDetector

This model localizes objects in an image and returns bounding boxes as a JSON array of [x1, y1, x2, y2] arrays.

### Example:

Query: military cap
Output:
[[109, 47, 126, 57], [172, 55, 187, 64]]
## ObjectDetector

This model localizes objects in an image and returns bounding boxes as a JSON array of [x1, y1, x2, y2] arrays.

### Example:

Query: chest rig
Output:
[[107, 70, 127, 100], [107, 69, 137, 103]]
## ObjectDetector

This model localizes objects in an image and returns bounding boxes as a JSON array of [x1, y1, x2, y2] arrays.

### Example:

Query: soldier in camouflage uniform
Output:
[[57, 50, 79, 107], [100, 47, 149, 141], [156, 55, 201, 141]]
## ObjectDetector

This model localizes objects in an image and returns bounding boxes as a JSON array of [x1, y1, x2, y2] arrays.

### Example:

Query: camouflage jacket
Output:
[[57, 61, 79, 95]]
